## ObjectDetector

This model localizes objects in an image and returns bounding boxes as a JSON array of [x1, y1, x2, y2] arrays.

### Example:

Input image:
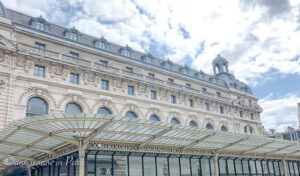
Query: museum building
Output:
[[0, 1, 299, 176]]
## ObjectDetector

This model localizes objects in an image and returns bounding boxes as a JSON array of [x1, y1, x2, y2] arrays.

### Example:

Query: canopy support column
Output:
[[282, 158, 288, 176], [78, 139, 88, 176], [213, 152, 219, 176]]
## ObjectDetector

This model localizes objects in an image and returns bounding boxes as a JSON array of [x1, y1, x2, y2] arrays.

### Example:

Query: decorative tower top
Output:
[[212, 54, 229, 75]]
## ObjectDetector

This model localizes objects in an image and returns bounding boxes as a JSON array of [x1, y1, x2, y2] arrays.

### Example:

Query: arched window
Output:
[[221, 126, 228, 132], [97, 107, 112, 115], [250, 126, 254, 134], [149, 115, 160, 122], [26, 97, 48, 117], [244, 126, 248, 133], [70, 32, 78, 41], [170, 118, 180, 125], [189, 121, 197, 127], [65, 102, 82, 114], [36, 21, 45, 31], [125, 111, 138, 119], [206, 123, 214, 130]]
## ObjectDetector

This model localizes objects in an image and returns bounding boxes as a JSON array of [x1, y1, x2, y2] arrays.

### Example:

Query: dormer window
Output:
[[36, 21, 45, 31], [64, 27, 80, 41], [180, 66, 189, 75], [70, 32, 77, 41], [121, 49, 130, 57], [144, 57, 152, 64], [162, 60, 172, 70], [95, 41, 106, 49]]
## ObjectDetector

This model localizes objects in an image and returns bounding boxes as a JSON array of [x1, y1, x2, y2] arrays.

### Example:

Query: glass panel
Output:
[[294, 162, 299, 175], [169, 158, 180, 176], [87, 154, 96, 176], [206, 123, 214, 129], [189, 121, 197, 127], [180, 158, 191, 176], [129, 156, 142, 176], [170, 118, 180, 125], [219, 158, 227, 174], [242, 160, 249, 174], [113, 155, 128, 176], [42, 166, 49, 176], [262, 161, 268, 174], [255, 160, 262, 175], [279, 161, 284, 175], [227, 159, 235, 175], [289, 162, 294, 174], [60, 159, 68, 176], [191, 159, 200, 176], [273, 161, 280, 176], [144, 157, 156, 176], [210, 158, 215, 176], [201, 158, 210, 176], [235, 159, 243, 175], [96, 154, 112, 176], [157, 157, 168, 176], [249, 160, 256, 175], [268, 161, 274, 174]]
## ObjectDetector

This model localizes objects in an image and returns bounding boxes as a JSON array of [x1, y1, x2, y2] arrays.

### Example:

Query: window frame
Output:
[[34, 64, 45, 78], [128, 85, 134, 95], [101, 80, 109, 90], [70, 73, 79, 84]]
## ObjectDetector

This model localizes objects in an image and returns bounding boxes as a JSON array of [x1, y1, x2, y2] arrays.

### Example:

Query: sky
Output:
[[3, 0, 300, 132]]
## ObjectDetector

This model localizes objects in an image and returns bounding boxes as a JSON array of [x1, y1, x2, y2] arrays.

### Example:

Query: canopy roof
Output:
[[0, 114, 300, 169]]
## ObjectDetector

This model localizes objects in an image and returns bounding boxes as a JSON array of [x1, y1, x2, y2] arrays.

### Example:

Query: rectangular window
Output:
[[220, 106, 224, 114], [186, 83, 191, 88], [128, 85, 134, 95], [35, 42, 45, 50], [34, 65, 45, 77], [202, 88, 207, 92], [150, 90, 156, 100], [217, 92, 221, 97], [126, 67, 133, 73], [148, 73, 155, 79], [70, 73, 79, 84], [189, 99, 194, 107], [171, 95, 176, 104], [100, 60, 108, 66], [250, 113, 254, 120], [70, 51, 79, 59], [168, 78, 174, 83], [240, 111, 243, 118], [101, 80, 109, 90], [205, 103, 210, 111]]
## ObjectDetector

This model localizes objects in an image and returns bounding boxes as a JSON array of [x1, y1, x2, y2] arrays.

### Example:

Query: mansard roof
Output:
[[4, 7, 253, 95]]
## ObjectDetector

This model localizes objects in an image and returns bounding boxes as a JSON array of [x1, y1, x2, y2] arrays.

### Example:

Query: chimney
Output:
[[298, 103, 300, 129]]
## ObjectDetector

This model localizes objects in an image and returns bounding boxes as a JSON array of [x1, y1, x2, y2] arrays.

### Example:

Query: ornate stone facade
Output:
[[0, 3, 264, 135]]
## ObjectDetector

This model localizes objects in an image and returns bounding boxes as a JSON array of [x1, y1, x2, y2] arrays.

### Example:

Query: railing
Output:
[[145, 76, 164, 84], [17, 43, 233, 101], [94, 63, 120, 74], [17, 43, 60, 60]]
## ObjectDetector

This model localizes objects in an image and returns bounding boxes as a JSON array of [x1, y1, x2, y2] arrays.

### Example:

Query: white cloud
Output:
[[259, 93, 300, 132]]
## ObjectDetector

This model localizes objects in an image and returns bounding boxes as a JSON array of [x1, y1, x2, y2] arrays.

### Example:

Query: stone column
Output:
[[282, 158, 288, 176], [213, 152, 219, 176], [78, 139, 86, 176]]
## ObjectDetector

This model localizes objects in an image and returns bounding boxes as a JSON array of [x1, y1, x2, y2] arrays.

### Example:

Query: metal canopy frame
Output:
[[0, 113, 300, 170]]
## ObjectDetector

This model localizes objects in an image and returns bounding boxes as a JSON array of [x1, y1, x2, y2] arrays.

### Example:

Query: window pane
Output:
[[170, 118, 179, 125], [65, 102, 82, 114], [113, 155, 128, 176], [157, 157, 168, 176], [249, 160, 256, 174], [242, 160, 249, 174], [294, 162, 299, 175], [180, 158, 191, 176], [26, 97, 48, 117], [169, 157, 180, 176], [273, 161, 280, 175], [189, 121, 197, 127], [235, 159, 243, 174], [144, 157, 156, 176], [219, 158, 226, 174], [98, 107, 112, 115], [96, 154, 112, 176], [262, 161, 268, 174], [87, 154, 96, 176], [129, 156, 142, 176], [125, 111, 138, 119], [227, 159, 235, 174], [191, 159, 200, 176], [150, 115, 160, 122], [268, 161, 274, 174], [201, 158, 210, 176]]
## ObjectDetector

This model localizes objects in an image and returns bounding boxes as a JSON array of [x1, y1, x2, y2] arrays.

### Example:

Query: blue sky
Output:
[[3, 0, 300, 132]]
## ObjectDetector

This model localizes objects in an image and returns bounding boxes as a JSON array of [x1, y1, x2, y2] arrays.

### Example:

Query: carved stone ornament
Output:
[[16, 55, 26, 67]]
